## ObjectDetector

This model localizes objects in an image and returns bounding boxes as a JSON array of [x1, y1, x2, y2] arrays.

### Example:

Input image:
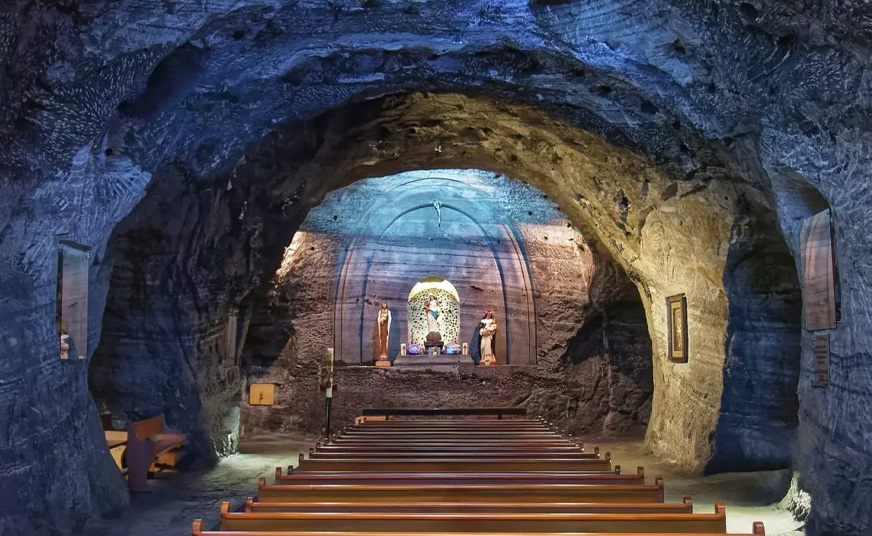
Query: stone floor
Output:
[[79, 434, 319, 536], [79, 434, 804, 536], [591, 438, 804, 535]]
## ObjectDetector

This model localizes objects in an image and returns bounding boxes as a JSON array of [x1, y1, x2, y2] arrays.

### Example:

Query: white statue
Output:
[[424, 293, 440, 334], [479, 311, 497, 366]]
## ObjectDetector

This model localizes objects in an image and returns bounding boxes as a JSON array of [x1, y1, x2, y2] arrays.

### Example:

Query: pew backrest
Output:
[[194, 519, 766, 536], [256, 476, 666, 504], [275, 466, 643, 485], [244, 496, 695, 514], [295, 457, 612, 473], [218, 501, 728, 532]]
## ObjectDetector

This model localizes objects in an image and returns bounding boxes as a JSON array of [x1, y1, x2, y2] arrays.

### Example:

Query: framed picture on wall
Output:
[[666, 294, 688, 363], [249, 384, 275, 406]]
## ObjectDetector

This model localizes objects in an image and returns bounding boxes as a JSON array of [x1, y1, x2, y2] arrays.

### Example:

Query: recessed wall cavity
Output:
[[241, 169, 653, 437]]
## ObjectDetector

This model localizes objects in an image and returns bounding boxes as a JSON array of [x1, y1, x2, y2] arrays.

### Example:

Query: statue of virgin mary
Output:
[[424, 294, 440, 334]]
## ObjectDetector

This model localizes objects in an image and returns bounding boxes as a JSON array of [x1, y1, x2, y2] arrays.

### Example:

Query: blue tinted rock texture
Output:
[[0, 0, 868, 534]]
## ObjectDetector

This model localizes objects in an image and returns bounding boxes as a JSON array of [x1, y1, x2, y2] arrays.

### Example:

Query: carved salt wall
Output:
[[331, 173, 539, 365]]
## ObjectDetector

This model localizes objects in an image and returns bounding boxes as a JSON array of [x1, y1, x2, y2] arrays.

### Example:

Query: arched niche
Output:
[[407, 277, 461, 345], [332, 175, 536, 365]]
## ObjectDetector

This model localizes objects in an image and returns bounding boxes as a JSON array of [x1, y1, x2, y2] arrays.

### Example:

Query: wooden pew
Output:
[[104, 430, 128, 474], [125, 414, 184, 492], [314, 445, 586, 454], [188, 409, 767, 536], [336, 431, 562, 439], [193, 520, 767, 536], [355, 418, 543, 422], [351, 424, 551, 431], [274, 466, 644, 485], [341, 425, 560, 436], [243, 496, 694, 514], [307, 451, 601, 460], [359, 407, 527, 419], [339, 423, 554, 431], [330, 431, 574, 441], [101, 412, 128, 473], [337, 433, 561, 439], [327, 440, 581, 449], [295, 456, 612, 472], [356, 417, 541, 423], [217, 501, 729, 532], [256, 477, 665, 503]]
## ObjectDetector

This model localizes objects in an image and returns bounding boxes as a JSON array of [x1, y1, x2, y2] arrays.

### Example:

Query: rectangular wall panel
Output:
[[800, 209, 837, 330]]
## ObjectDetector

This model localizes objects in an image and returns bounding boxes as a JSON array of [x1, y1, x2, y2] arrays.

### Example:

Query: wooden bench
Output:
[[274, 466, 644, 485], [355, 422, 548, 427], [334, 425, 568, 435], [192, 522, 766, 536], [101, 412, 129, 473], [360, 407, 527, 418], [307, 451, 601, 460], [256, 478, 665, 503], [103, 430, 128, 473], [295, 456, 612, 473], [126, 414, 184, 492], [216, 501, 728, 532], [244, 496, 693, 514], [333, 430, 573, 438], [352, 424, 551, 431], [314, 445, 586, 454], [328, 440, 582, 448], [336, 437, 565, 443], [188, 412, 768, 536], [342, 428, 563, 439], [339, 427, 558, 435], [343, 422, 553, 432], [324, 444, 584, 453]]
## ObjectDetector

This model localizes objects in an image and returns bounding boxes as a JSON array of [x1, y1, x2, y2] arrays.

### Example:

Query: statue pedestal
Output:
[[375, 358, 391, 367]]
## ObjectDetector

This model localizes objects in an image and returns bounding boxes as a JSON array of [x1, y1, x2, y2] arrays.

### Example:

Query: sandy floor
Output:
[[80, 434, 319, 536], [79, 434, 804, 536], [592, 438, 804, 535]]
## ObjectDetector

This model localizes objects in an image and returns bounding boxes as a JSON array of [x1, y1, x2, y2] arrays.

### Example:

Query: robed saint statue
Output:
[[477, 310, 497, 366], [372, 302, 392, 363]]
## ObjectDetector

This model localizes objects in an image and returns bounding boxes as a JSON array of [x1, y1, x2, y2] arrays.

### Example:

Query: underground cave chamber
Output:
[[4, 3, 868, 533]]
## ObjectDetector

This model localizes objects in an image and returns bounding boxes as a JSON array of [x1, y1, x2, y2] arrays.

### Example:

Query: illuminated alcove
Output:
[[329, 170, 545, 366], [407, 277, 461, 346], [233, 168, 653, 437]]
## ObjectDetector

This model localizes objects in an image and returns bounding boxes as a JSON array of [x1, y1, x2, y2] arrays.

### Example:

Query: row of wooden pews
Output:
[[192, 413, 765, 535]]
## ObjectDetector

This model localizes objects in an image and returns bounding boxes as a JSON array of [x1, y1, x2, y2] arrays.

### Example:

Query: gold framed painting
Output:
[[666, 294, 688, 363], [249, 384, 275, 406]]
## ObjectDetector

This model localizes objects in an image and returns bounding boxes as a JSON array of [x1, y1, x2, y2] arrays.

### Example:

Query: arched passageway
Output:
[[88, 94, 802, 479]]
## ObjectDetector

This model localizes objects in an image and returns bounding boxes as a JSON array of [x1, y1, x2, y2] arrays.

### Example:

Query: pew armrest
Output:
[[154, 433, 184, 455]]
